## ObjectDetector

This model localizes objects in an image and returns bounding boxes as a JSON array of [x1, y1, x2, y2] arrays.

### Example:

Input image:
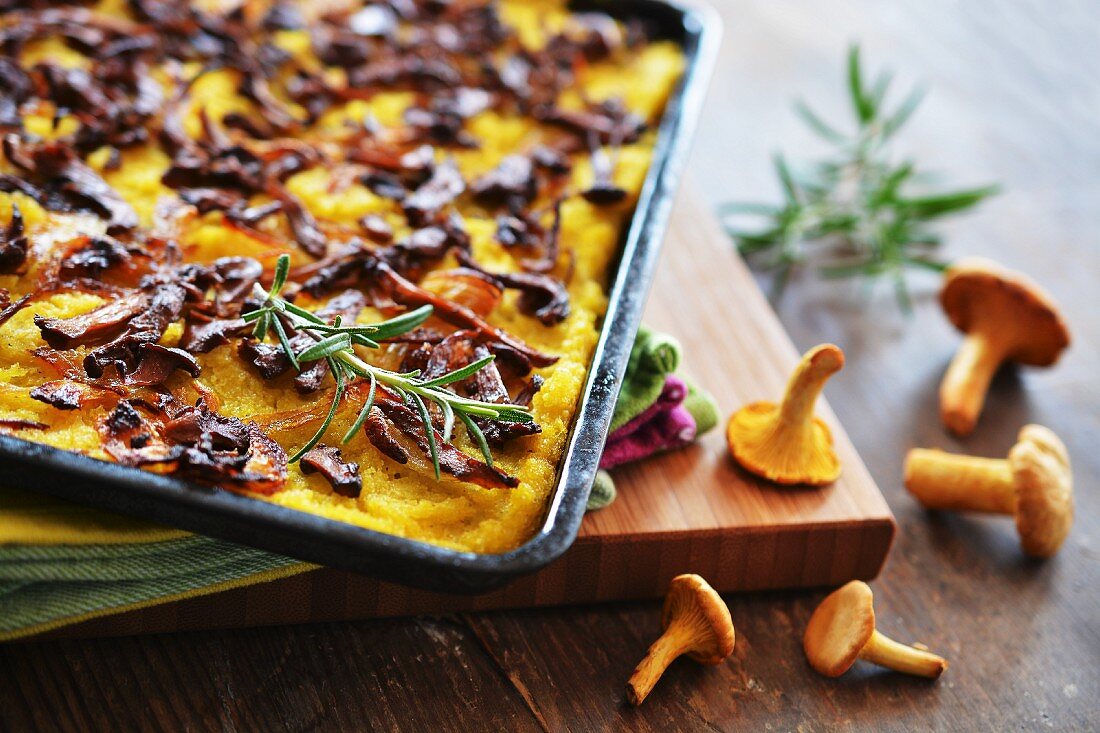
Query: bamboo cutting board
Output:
[[39, 185, 895, 640]]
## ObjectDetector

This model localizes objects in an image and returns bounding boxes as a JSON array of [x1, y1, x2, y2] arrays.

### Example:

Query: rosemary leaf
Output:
[[418, 355, 497, 388], [458, 411, 493, 468], [271, 315, 299, 372], [251, 310, 270, 341], [368, 304, 433, 340], [290, 357, 346, 462], [441, 400, 455, 443], [408, 391, 440, 480], [847, 45, 875, 124], [342, 371, 377, 444], [296, 333, 353, 363], [269, 253, 290, 297]]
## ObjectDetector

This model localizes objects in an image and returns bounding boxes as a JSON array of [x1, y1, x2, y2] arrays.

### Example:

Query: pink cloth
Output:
[[599, 375, 697, 469]]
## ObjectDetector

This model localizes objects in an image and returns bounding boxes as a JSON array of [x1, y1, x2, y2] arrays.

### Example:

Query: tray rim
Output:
[[0, 0, 723, 593]]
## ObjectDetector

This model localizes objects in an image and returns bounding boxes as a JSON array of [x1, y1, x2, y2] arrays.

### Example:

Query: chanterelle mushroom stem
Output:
[[627, 625, 694, 705], [904, 451, 1016, 514], [905, 425, 1073, 558], [859, 630, 949, 679], [940, 332, 1008, 437], [777, 344, 845, 429]]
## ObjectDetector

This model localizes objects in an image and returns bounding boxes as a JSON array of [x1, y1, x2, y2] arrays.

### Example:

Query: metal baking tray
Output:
[[0, 0, 720, 593]]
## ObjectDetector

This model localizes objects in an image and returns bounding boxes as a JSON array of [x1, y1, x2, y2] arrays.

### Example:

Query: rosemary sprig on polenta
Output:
[[244, 255, 534, 477]]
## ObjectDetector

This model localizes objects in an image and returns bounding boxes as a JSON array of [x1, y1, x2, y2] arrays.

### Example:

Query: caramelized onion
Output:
[[419, 268, 503, 319]]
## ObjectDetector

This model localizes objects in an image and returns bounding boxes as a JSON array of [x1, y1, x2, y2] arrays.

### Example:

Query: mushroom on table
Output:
[[804, 580, 948, 679], [726, 343, 844, 486], [938, 257, 1070, 437], [905, 424, 1073, 558], [626, 574, 735, 705]]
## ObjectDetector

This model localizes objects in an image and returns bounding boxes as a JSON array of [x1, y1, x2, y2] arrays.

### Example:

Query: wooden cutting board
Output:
[[40, 185, 895, 640]]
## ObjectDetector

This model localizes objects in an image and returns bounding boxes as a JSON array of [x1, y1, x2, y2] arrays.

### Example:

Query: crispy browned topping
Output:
[[300, 444, 361, 497], [0, 0, 660, 495], [0, 201, 26, 272], [99, 397, 288, 495]]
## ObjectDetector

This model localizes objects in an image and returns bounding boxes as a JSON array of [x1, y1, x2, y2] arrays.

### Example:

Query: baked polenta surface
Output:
[[0, 0, 684, 553]]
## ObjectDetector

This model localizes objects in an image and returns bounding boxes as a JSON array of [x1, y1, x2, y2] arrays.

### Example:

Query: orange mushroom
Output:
[[804, 581, 948, 679], [726, 343, 844, 486], [905, 424, 1073, 558], [626, 574, 735, 705], [939, 258, 1070, 436]]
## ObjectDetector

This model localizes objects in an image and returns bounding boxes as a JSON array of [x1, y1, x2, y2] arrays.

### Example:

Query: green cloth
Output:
[[585, 378, 719, 511], [609, 326, 682, 432], [585, 326, 719, 511], [683, 379, 720, 435], [0, 539, 306, 640], [586, 470, 617, 511]]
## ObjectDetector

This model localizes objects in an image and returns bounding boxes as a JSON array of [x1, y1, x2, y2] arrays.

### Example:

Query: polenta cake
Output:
[[0, 0, 684, 553]]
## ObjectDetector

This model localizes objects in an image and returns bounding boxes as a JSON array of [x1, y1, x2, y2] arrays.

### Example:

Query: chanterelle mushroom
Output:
[[905, 424, 1073, 558], [804, 580, 948, 679], [626, 574, 735, 706], [726, 343, 844, 486], [939, 257, 1070, 436]]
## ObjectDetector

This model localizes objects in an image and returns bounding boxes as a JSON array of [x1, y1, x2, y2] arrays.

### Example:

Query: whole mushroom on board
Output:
[[726, 343, 844, 486], [626, 574, 735, 706], [905, 424, 1073, 558], [804, 580, 948, 679], [938, 257, 1070, 436]]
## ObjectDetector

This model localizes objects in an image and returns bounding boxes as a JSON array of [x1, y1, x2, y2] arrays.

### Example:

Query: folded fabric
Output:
[[609, 326, 683, 432], [586, 375, 718, 510], [0, 486, 312, 641], [0, 324, 714, 641], [600, 374, 696, 469], [0, 535, 308, 641], [587, 326, 719, 510]]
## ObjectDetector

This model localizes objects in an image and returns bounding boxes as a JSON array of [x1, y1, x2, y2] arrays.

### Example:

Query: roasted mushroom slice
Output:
[[100, 401, 288, 495], [0, 202, 28, 274], [300, 444, 362, 497], [369, 258, 558, 368], [35, 291, 151, 350]]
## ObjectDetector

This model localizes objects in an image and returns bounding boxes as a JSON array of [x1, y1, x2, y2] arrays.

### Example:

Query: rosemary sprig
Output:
[[243, 255, 533, 476], [720, 45, 999, 309]]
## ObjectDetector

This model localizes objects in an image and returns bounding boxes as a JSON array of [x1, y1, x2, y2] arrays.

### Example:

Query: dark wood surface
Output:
[[2, 1, 1098, 730]]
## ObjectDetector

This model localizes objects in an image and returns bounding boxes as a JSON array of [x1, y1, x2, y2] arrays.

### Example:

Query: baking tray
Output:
[[0, 0, 721, 593]]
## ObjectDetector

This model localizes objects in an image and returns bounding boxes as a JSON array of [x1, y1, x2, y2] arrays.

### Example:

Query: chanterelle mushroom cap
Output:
[[803, 580, 876, 677], [1009, 425, 1073, 558], [939, 257, 1070, 436], [661, 574, 736, 664], [726, 344, 844, 486], [941, 257, 1070, 366], [626, 574, 735, 705]]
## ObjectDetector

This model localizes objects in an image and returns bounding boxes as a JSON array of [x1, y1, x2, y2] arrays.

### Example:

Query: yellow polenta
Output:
[[0, 1, 684, 553]]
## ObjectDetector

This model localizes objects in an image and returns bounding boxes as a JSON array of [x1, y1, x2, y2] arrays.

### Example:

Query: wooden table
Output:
[[2, 1, 1097, 730]]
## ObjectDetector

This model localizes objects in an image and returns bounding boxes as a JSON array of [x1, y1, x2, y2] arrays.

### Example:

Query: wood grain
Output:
[[2, 1, 1098, 730]]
